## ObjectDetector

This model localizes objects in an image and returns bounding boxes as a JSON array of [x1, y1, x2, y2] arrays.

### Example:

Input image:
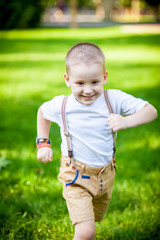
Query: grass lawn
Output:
[[0, 26, 160, 239]]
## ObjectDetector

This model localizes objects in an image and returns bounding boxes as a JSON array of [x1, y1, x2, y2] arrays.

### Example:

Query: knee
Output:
[[74, 221, 96, 240], [82, 225, 96, 240]]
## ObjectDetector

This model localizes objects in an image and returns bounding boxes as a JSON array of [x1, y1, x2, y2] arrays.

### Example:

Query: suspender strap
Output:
[[61, 96, 73, 158], [103, 90, 114, 114], [61, 96, 76, 169], [103, 90, 116, 155]]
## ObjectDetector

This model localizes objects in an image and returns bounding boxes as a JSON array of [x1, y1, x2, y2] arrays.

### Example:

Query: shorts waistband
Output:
[[61, 155, 114, 175]]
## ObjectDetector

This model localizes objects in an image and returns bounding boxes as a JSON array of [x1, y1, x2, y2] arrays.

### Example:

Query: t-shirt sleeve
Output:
[[108, 89, 149, 115], [41, 95, 65, 124]]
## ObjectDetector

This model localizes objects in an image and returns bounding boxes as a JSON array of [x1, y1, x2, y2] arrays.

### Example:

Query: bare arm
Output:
[[37, 107, 53, 163], [108, 104, 158, 132], [37, 106, 51, 138]]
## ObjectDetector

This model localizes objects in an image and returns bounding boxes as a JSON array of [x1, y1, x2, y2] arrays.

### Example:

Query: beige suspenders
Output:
[[103, 90, 117, 159], [61, 95, 76, 169], [61, 90, 116, 169]]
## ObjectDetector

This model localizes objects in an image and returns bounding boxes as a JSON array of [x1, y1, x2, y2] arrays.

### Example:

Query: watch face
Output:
[[36, 138, 51, 144]]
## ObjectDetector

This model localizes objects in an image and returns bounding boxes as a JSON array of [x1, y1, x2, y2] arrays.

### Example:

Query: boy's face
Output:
[[64, 63, 107, 105]]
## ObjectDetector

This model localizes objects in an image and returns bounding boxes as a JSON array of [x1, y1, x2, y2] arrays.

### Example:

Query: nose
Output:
[[83, 84, 92, 95]]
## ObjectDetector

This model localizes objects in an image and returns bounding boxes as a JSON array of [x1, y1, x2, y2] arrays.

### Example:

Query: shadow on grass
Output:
[[0, 61, 159, 71], [0, 34, 160, 54]]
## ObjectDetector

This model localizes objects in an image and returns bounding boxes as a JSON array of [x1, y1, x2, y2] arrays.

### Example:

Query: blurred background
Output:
[[0, 0, 160, 29], [0, 1, 160, 239]]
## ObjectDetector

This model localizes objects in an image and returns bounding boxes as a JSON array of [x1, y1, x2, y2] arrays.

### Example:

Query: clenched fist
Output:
[[37, 147, 53, 163], [108, 114, 128, 132]]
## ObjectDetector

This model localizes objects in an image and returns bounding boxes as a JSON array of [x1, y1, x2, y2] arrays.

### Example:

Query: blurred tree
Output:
[[101, 0, 117, 20], [120, 0, 131, 7], [65, 0, 95, 28], [144, 0, 160, 22], [56, 0, 65, 10], [65, 0, 95, 9], [69, 0, 77, 27], [0, 0, 56, 29], [131, 0, 140, 21]]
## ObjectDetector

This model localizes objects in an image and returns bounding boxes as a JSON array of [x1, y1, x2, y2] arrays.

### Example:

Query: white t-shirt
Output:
[[41, 89, 148, 167]]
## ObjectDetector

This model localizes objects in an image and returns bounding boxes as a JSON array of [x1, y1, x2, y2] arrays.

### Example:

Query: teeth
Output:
[[83, 95, 93, 98]]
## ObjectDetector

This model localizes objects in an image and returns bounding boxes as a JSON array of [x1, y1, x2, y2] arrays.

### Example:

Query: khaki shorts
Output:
[[58, 155, 116, 225]]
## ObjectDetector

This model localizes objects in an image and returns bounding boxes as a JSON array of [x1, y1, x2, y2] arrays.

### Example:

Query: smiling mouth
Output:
[[81, 95, 95, 100]]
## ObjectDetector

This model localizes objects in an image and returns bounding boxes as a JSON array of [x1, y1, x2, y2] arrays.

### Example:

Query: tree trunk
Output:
[[101, 0, 116, 21], [69, 0, 77, 28], [131, 0, 140, 22]]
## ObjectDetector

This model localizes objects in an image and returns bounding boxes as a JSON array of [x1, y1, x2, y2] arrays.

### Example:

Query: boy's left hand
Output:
[[108, 114, 128, 132], [108, 104, 157, 132]]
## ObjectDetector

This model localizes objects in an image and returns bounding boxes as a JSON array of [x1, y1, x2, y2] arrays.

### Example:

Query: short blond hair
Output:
[[65, 42, 106, 75]]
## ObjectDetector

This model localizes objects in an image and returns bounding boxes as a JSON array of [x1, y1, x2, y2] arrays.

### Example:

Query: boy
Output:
[[37, 43, 157, 240]]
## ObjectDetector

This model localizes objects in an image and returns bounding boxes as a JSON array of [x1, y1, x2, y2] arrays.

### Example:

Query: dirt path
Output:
[[41, 21, 160, 34], [121, 23, 160, 34]]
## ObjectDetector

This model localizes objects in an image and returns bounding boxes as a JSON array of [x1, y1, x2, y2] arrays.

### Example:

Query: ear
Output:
[[103, 71, 108, 85], [64, 73, 71, 87]]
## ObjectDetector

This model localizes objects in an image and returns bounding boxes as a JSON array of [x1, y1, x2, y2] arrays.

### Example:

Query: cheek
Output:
[[71, 85, 81, 93], [95, 84, 103, 92]]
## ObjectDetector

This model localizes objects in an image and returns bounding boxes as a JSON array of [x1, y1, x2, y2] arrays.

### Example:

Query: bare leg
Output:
[[73, 220, 96, 240]]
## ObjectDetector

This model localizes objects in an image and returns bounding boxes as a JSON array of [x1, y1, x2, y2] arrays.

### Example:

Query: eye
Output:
[[77, 82, 84, 86], [92, 80, 99, 84]]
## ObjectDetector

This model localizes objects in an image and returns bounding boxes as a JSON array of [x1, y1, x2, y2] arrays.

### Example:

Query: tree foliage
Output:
[[64, 0, 95, 9], [144, 0, 159, 7], [144, 0, 160, 21], [0, 0, 47, 29]]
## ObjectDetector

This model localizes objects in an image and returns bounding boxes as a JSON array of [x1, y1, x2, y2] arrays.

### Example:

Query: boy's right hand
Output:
[[37, 147, 53, 163]]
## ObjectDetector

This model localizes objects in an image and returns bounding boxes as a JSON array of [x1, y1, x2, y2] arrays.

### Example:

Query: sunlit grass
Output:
[[0, 53, 65, 61], [0, 27, 128, 40], [0, 26, 160, 239]]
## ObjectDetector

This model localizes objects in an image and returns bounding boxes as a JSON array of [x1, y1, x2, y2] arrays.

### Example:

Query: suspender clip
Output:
[[113, 146, 116, 154], [68, 149, 73, 158], [64, 131, 70, 137]]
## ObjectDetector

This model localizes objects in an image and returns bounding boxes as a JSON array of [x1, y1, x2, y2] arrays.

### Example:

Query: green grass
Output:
[[0, 26, 160, 239]]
